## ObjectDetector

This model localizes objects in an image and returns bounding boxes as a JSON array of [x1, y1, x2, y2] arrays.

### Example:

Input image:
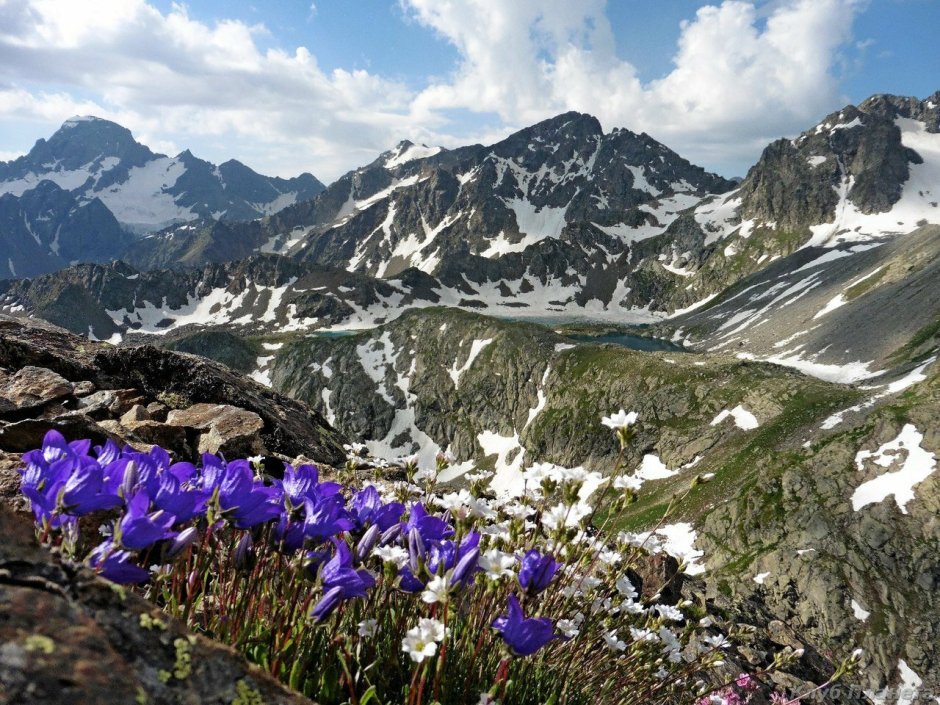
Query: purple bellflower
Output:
[[493, 594, 563, 656], [118, 491, 176, 550], [89, 541, 151, 584], [518, 549, 561, 594], [321, 540, 375, 598]]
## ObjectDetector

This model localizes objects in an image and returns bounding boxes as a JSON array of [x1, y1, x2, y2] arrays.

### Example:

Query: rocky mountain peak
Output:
[[40, 115, 155, 170], [737, 92, 937, 233]]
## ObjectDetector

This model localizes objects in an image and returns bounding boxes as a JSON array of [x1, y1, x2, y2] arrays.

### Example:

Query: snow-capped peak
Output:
[[384, 141, 443, 169], [62, 115, 101, 128]]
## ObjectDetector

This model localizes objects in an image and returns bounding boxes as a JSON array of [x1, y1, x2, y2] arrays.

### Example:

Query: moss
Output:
[[23, 634, 55, 654], [158, 670, 172, 684], [136, 686, 149, 704], [888, 316, 940, 364], [844, 266, 888, 301], [139, 612, 167, 631], [157, 390, 188, 410], [172, 636, 197, 680], [231, 679, 266, 705]]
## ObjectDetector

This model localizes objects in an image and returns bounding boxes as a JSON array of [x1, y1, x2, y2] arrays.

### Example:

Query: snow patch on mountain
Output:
[[385, 143, 442, 169], [710, 405, 759, 430], [805, 118, 940, 248], [449, 338, 493, 389], [852, 424, 936, 513]]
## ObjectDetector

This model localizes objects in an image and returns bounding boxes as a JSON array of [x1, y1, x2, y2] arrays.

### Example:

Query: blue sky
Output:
[[0, 1, 937, 182]]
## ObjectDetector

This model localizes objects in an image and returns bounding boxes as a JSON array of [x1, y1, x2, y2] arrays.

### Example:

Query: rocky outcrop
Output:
[[0, 314, 347, 467], [0, 502, 314, 705]]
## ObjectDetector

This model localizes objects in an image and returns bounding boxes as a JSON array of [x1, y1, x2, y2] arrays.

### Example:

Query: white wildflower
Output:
[[615, 575, 638, 599], [603, 630, 627, 652], [412, 466, 436, 482], [542, 502, 591, 531], [601, 409, 638, 430], [468, 497, 498, 520], [422, 575, 450, 604], [502, 502, 534, 520], [656, 604, 684, 622], [478, 549, 516, 580], [434, 490, 472, 511], [466, 470, 493, 483], [630, 627, 658, 643], [373, 545, 409, 569], [556, 619, 580, 639], [704, 634, 731, 649], [402, 618, 447, 663], [358, 619, 377, 638]]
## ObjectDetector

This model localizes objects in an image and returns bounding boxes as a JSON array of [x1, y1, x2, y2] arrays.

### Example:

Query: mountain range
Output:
[[0, 115, 324, 278], [2, 91, 940, 697]]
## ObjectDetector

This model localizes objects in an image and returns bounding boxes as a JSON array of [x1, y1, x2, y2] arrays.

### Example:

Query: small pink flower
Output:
[[736, 673, 757, 691]]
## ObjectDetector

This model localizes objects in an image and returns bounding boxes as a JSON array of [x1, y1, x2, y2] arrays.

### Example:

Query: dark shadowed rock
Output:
[[92, 346, 345, 464], [0, 315, 347, 467], [0, 503, 315, 705], [0, 416, 124, 454]]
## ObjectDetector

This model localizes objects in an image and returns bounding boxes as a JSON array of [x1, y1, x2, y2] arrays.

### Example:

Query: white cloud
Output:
[[404, 0, 862, 173], [0, 0, 863, 181]]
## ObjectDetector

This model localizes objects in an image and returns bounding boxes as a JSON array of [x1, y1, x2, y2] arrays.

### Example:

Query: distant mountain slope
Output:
[[0, 116, 325, 278]]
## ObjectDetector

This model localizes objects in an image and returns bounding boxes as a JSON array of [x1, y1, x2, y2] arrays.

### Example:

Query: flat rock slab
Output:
[[167, 403, 265, 456], [0, 504, 316, 705], [0, 366, 73, 408]]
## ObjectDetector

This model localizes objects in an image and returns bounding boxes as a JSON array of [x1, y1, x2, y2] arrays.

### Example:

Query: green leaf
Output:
[[288, 657, 304, 692], [359, 685, 378, 705]]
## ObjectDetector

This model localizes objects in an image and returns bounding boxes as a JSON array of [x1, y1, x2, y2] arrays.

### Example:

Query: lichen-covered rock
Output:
[[0, 504, 315, 705]]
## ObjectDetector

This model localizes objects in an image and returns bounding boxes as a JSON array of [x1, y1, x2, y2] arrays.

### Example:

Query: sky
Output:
[[0, 0, 937, 183]]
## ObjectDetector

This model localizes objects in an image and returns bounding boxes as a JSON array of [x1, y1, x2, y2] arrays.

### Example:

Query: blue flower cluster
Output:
[[18, 430, 566, 657]]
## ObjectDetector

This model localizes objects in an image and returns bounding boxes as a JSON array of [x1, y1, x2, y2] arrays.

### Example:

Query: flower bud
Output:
[[408, 527, 425, 573], [166, 526, 198, 558], [356, 525, 381, 563], [310, 586, 344, 623], [379, 523, 402, 546], [451, 547, 479, 586], [121, 460, 138, 498], [233, 532, 254, 570]]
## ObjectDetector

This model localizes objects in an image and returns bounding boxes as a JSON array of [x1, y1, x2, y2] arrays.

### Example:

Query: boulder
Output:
[[121, 420, 191, 458], [166, 403, 265, 457], [120, 404, 150, 425], [0, 366, 73, 408]]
